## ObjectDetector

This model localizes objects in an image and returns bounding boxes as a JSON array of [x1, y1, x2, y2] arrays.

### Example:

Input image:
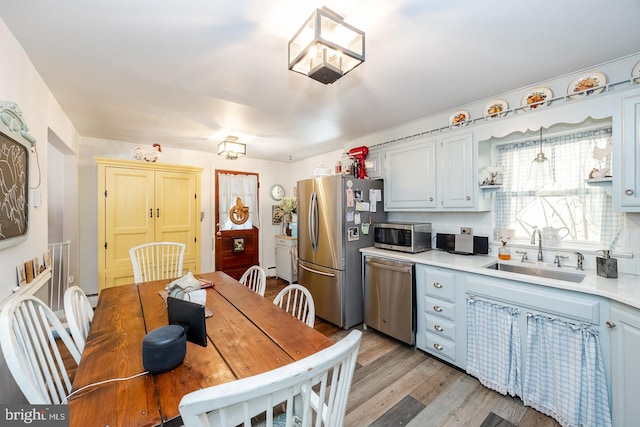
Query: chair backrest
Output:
[[129, 242, 186, 284], [179, 329, 362, 427], [0, 295, 81, 404], [239, 265, 266, 296], [63, 286, 94, 353], [273, 284, 316, 328]]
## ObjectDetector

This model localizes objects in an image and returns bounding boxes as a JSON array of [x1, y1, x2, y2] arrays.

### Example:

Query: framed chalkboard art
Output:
[[0, 101, 36, 250]]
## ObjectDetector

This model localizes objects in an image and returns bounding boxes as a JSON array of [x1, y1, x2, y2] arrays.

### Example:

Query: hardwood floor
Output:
[[266, 277, 561, 427]]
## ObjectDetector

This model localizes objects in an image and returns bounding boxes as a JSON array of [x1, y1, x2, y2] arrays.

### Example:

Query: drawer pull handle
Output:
[[433, 305, 442, 312], [433, 343, 443, 351], [625, 189, 634, 196], [434, 325, 443, 332], [606, 321, 616, 328], [433, 282, 442, 288], [465, 196, 471, 200]]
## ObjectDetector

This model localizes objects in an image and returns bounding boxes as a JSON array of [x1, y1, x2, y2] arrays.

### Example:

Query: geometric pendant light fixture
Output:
[[217, 136, 246, 160], [288, 7, 365, 84]]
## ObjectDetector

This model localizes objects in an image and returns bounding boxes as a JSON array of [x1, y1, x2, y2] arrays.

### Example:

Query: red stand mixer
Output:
[[348, 146, 369, 179]]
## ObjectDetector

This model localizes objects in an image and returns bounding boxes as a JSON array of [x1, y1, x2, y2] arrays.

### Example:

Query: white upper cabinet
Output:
[[439, 133, 476, 209], [613, 88, 640, 211], [383, 132, 490, 211], [384, 138, 437, 210]]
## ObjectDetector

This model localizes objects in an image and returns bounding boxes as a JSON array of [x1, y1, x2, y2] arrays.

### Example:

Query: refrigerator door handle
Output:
[[309, 192, 319, 251], [299, 263, 336, 277]]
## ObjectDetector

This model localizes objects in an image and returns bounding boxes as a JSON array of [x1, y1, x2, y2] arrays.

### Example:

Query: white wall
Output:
[[0, 17, 81, 404]]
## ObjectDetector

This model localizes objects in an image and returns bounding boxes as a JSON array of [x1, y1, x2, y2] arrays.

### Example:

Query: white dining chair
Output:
[[129, 241, 186, 284], [179, 329, 362, 427], [239, 265, 266, 296], [63, 286, 94, 353], [0, 295, 81, 404], [273, 284, 315, 328]]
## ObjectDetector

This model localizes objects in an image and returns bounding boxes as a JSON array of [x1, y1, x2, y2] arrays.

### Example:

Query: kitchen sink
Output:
[[484, 261, 586, 283]]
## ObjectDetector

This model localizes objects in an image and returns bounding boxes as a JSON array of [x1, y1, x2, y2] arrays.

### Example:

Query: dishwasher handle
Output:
[[365, 258, 413, 274]]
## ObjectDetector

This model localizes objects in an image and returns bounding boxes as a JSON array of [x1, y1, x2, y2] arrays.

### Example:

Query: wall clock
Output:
[[270, 184, 285, 201]]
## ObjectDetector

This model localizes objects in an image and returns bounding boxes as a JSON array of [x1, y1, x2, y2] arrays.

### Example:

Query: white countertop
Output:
[[361, 247, 640, 310], [275, 234, 297, 240]]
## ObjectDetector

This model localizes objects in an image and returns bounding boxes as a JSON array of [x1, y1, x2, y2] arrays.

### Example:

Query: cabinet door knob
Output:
[[625, 189, 634, 196], [606, 321, 616, 328], [429, 197, 434, 202], [434, 325, 443, 332], [433, 305, 442, 312], [433, 282, 442, 288], [465, 196, 471, 200], [433, 343, 443, 351]]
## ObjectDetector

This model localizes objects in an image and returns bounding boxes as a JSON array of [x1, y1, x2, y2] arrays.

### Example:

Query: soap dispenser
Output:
[[596, 250, 618, 278], [498, 241, 511, 260]]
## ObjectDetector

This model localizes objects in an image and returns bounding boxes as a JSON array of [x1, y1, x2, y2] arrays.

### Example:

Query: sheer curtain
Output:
[[218, 173, 260, 230], [495, 128, 622, 245]]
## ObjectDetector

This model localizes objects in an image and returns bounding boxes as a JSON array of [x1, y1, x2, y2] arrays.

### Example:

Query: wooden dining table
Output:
[[68, 271, 334, 427]]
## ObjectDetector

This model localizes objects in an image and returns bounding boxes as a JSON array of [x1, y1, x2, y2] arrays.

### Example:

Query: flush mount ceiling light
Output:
[[217, 136, 246, 160], [288, 7, 365, 85]]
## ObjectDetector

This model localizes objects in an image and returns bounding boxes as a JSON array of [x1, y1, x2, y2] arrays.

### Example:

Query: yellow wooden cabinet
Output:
[[96, 157, 202, 291]]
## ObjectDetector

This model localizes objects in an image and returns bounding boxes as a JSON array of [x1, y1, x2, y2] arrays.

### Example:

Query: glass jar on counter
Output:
[[498, 241, 511, 260]]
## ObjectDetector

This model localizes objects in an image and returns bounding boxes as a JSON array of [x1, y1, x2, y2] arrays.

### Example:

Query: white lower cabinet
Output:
[[275, 235, 297, 284], [416, 265, 464, 366], [462, 272, 611, 426], [417, 263, 613, 425], [608, 301, 640, 426]]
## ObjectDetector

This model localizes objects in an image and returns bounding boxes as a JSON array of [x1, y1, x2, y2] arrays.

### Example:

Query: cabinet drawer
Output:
[[423, 269, 456, 301], [425, 315, 456, 341], [425, 332, 456, 362], [424, 296, 455, 321]]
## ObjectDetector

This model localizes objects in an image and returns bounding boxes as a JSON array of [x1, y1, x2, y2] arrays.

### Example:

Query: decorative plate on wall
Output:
[[449, 110, 470, 126], [632, 60, 640, 83], [567, 71, 607, 98], [484, 99, 508, 119], [521, 87, 552, 111]]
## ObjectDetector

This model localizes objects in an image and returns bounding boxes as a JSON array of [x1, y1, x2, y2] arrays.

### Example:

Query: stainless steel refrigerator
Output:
[[297, 175, 386, 329]]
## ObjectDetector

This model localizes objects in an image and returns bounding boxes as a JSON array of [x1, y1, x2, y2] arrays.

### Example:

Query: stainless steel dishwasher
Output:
[[363, 255, 415, 345]]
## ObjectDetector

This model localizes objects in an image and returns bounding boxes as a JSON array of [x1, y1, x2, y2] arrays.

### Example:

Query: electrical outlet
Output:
[[461, 227, 473, 235]]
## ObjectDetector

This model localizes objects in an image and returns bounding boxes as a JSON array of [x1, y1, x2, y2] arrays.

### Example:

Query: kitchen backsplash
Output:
[[387, 211, 640, 276]]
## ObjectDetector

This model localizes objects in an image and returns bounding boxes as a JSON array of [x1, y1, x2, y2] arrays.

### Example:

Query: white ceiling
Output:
[[1, 1, 640, 162]]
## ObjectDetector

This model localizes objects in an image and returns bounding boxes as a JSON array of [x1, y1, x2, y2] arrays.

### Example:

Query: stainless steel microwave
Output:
[[373, 222, 432, 253]]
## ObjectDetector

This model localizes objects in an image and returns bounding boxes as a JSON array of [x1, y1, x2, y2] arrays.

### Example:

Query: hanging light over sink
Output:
[[529, 127, 552, 190]]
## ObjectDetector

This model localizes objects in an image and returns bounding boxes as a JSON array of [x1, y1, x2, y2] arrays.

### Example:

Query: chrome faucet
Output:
[[554, 255, 568, 267], [531, 227, 543, 261], [515, 250, 528, 262]]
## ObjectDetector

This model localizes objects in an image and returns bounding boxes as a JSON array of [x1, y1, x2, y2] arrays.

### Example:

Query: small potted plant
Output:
[[279, 197, 297, 236]]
